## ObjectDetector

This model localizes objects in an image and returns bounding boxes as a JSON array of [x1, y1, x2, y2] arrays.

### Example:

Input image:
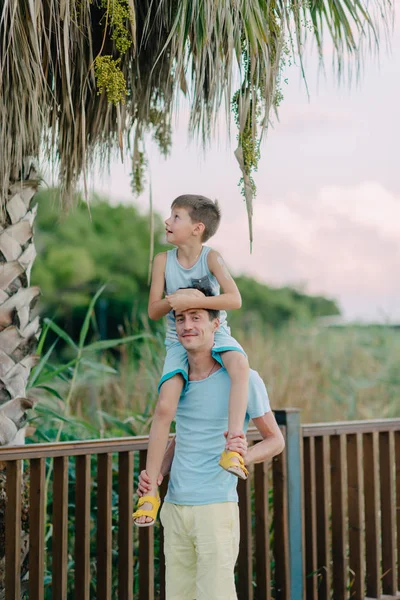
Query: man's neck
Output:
[[187, 347, 221, 381]]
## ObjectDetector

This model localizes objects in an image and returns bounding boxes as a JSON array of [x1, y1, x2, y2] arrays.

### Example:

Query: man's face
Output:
[[175, 308, 219, 351]]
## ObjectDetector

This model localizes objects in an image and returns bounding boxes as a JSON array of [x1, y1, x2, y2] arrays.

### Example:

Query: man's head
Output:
[[165, 195, 221, 244], [175, 287, 220, 353]]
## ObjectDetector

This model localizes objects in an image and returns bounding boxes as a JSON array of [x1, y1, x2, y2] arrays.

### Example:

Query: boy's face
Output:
[[165, 206, 203, 245]]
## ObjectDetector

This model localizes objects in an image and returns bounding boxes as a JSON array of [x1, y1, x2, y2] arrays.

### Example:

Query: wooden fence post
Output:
[[275, 409, 304, 600]]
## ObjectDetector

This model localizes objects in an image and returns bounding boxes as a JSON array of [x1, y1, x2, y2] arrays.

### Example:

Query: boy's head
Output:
[[168, 194, 221, 243]]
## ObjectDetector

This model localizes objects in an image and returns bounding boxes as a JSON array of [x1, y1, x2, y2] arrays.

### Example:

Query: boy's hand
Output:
[[173, 289, 205, 297], [224, 431, 248, 458], [166, 290, 204, 312], [137, 470, 163, 497]]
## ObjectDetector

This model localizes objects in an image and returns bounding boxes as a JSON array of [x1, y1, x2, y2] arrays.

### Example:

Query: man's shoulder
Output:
[[249, 369, 264, 384]]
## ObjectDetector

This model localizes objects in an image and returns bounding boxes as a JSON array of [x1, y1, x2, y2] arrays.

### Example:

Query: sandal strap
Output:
[[219, 450, 248, 476], [133, 495, 160, 522]]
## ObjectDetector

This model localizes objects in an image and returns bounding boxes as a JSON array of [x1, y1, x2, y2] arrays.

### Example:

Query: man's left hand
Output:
[[224, 431, 248, 459]]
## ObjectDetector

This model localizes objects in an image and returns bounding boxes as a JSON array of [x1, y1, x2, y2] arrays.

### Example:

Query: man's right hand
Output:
[[137, 470, 163, 497]]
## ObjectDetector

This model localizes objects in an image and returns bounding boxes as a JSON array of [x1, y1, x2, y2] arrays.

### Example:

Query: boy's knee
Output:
[[224, 352, 249, 378], [155, 376, 183, 422], [154, 396, 176, 422]]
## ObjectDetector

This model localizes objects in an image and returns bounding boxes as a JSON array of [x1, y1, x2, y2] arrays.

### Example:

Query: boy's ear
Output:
[[193, 221, 205, 238]]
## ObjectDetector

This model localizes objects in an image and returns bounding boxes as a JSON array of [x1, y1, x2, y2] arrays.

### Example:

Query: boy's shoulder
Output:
[[206, 247, 226, 265], [152, 252, 168, 273], [154, 251, 168, 263]]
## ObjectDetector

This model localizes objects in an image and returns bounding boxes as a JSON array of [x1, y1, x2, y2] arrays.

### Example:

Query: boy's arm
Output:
[[244, 412, 285, 466], [204, 250, 242, 310], [148, 253, 171, 320], [166, 250, 241, 312]]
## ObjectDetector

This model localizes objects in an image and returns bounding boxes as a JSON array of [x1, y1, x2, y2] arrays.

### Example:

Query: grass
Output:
[[28, 316, 400, 444]]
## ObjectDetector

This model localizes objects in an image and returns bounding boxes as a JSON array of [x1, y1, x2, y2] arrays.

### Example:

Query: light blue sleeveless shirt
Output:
[[164, 246, 229, 346]]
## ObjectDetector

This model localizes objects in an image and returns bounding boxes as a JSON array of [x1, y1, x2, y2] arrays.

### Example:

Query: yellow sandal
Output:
[[133, 494, 161, 528], [219, 450, 248, 480]]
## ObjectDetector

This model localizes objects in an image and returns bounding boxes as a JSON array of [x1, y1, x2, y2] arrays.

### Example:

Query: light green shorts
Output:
[[160, 501, 240, 600]]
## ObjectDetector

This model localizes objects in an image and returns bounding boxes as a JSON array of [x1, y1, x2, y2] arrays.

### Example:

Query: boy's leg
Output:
[[222, 350, 249, 436], [134, 375, 184, 525], [220, 351, 249, 477]]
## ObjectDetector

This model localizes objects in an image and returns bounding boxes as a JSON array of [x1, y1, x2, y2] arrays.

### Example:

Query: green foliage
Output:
[[95, 55, 127, 104], [100, 0, 134, 54], [32, 189, 169, 343], [231, 90, 260, 199], [94, 0, 135, 104], [27, 287, 153, 442], [230, 276, 340, 331], [149, 108, 172, 157], [130, 150, 147, 195]]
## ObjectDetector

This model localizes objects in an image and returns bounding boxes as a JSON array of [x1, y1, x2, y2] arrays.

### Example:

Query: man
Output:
[[138, 296, 285, 600]]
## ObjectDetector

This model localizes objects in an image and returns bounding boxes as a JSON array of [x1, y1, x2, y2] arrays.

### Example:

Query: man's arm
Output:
[[160, 436, 176, 476], [244, 412, 285, 466]]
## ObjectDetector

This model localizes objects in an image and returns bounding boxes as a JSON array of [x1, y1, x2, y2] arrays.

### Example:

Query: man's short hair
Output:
[[171, 195, 221, 242], [176, 286, 220, 321]]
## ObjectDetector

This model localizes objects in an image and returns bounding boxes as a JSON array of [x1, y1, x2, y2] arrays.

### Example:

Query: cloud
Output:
[[212, 181, 400, 320], [270, 106, 356, 136]]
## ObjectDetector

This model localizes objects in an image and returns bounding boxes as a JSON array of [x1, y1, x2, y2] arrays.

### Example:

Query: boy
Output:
[[133, 194, 249, 526]]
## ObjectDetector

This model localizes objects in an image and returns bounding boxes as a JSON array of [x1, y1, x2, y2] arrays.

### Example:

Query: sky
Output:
[[93, 10, 400, 322]]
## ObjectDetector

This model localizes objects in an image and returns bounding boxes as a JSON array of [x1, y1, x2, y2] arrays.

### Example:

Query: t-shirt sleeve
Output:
[[246, 369, 271, 419]]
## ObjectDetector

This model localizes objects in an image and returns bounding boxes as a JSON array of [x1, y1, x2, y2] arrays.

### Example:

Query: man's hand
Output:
[[224, 431, 248, 458], [137, 470, 163, 497], [166, 289, 204, 312]]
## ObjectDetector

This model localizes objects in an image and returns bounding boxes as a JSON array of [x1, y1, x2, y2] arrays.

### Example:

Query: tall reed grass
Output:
[[29, 317, 400, 444]]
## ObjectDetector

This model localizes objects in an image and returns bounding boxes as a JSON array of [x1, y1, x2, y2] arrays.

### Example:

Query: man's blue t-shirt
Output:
[[165, 367, 271, 505]]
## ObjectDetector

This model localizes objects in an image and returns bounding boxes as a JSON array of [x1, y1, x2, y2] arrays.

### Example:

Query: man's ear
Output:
[[212, 318, 220, 332]]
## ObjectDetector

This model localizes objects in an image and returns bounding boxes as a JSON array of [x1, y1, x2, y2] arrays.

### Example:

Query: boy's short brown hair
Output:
[[171, 194, 221, 242]]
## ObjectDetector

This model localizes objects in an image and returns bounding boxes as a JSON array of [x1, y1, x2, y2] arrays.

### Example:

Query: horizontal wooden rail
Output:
[[0, 428, 272, 461], [0, 404, 293, 461], [302, 418, 400, 437], [0, 435, 154, 460]]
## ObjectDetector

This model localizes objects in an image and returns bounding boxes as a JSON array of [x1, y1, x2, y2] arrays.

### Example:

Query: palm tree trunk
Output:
[[0, 162, 41, 443], [0, 164, 40, 597]]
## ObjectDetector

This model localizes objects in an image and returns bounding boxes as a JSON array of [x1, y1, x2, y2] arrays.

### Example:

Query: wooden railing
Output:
[[0, 409, 300, 600], [1, 413, 400, 600], [302, 419, 400, 600]]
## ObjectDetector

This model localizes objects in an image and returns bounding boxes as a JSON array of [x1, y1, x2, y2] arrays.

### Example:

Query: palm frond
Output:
[[0, 0, 392, 235]]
